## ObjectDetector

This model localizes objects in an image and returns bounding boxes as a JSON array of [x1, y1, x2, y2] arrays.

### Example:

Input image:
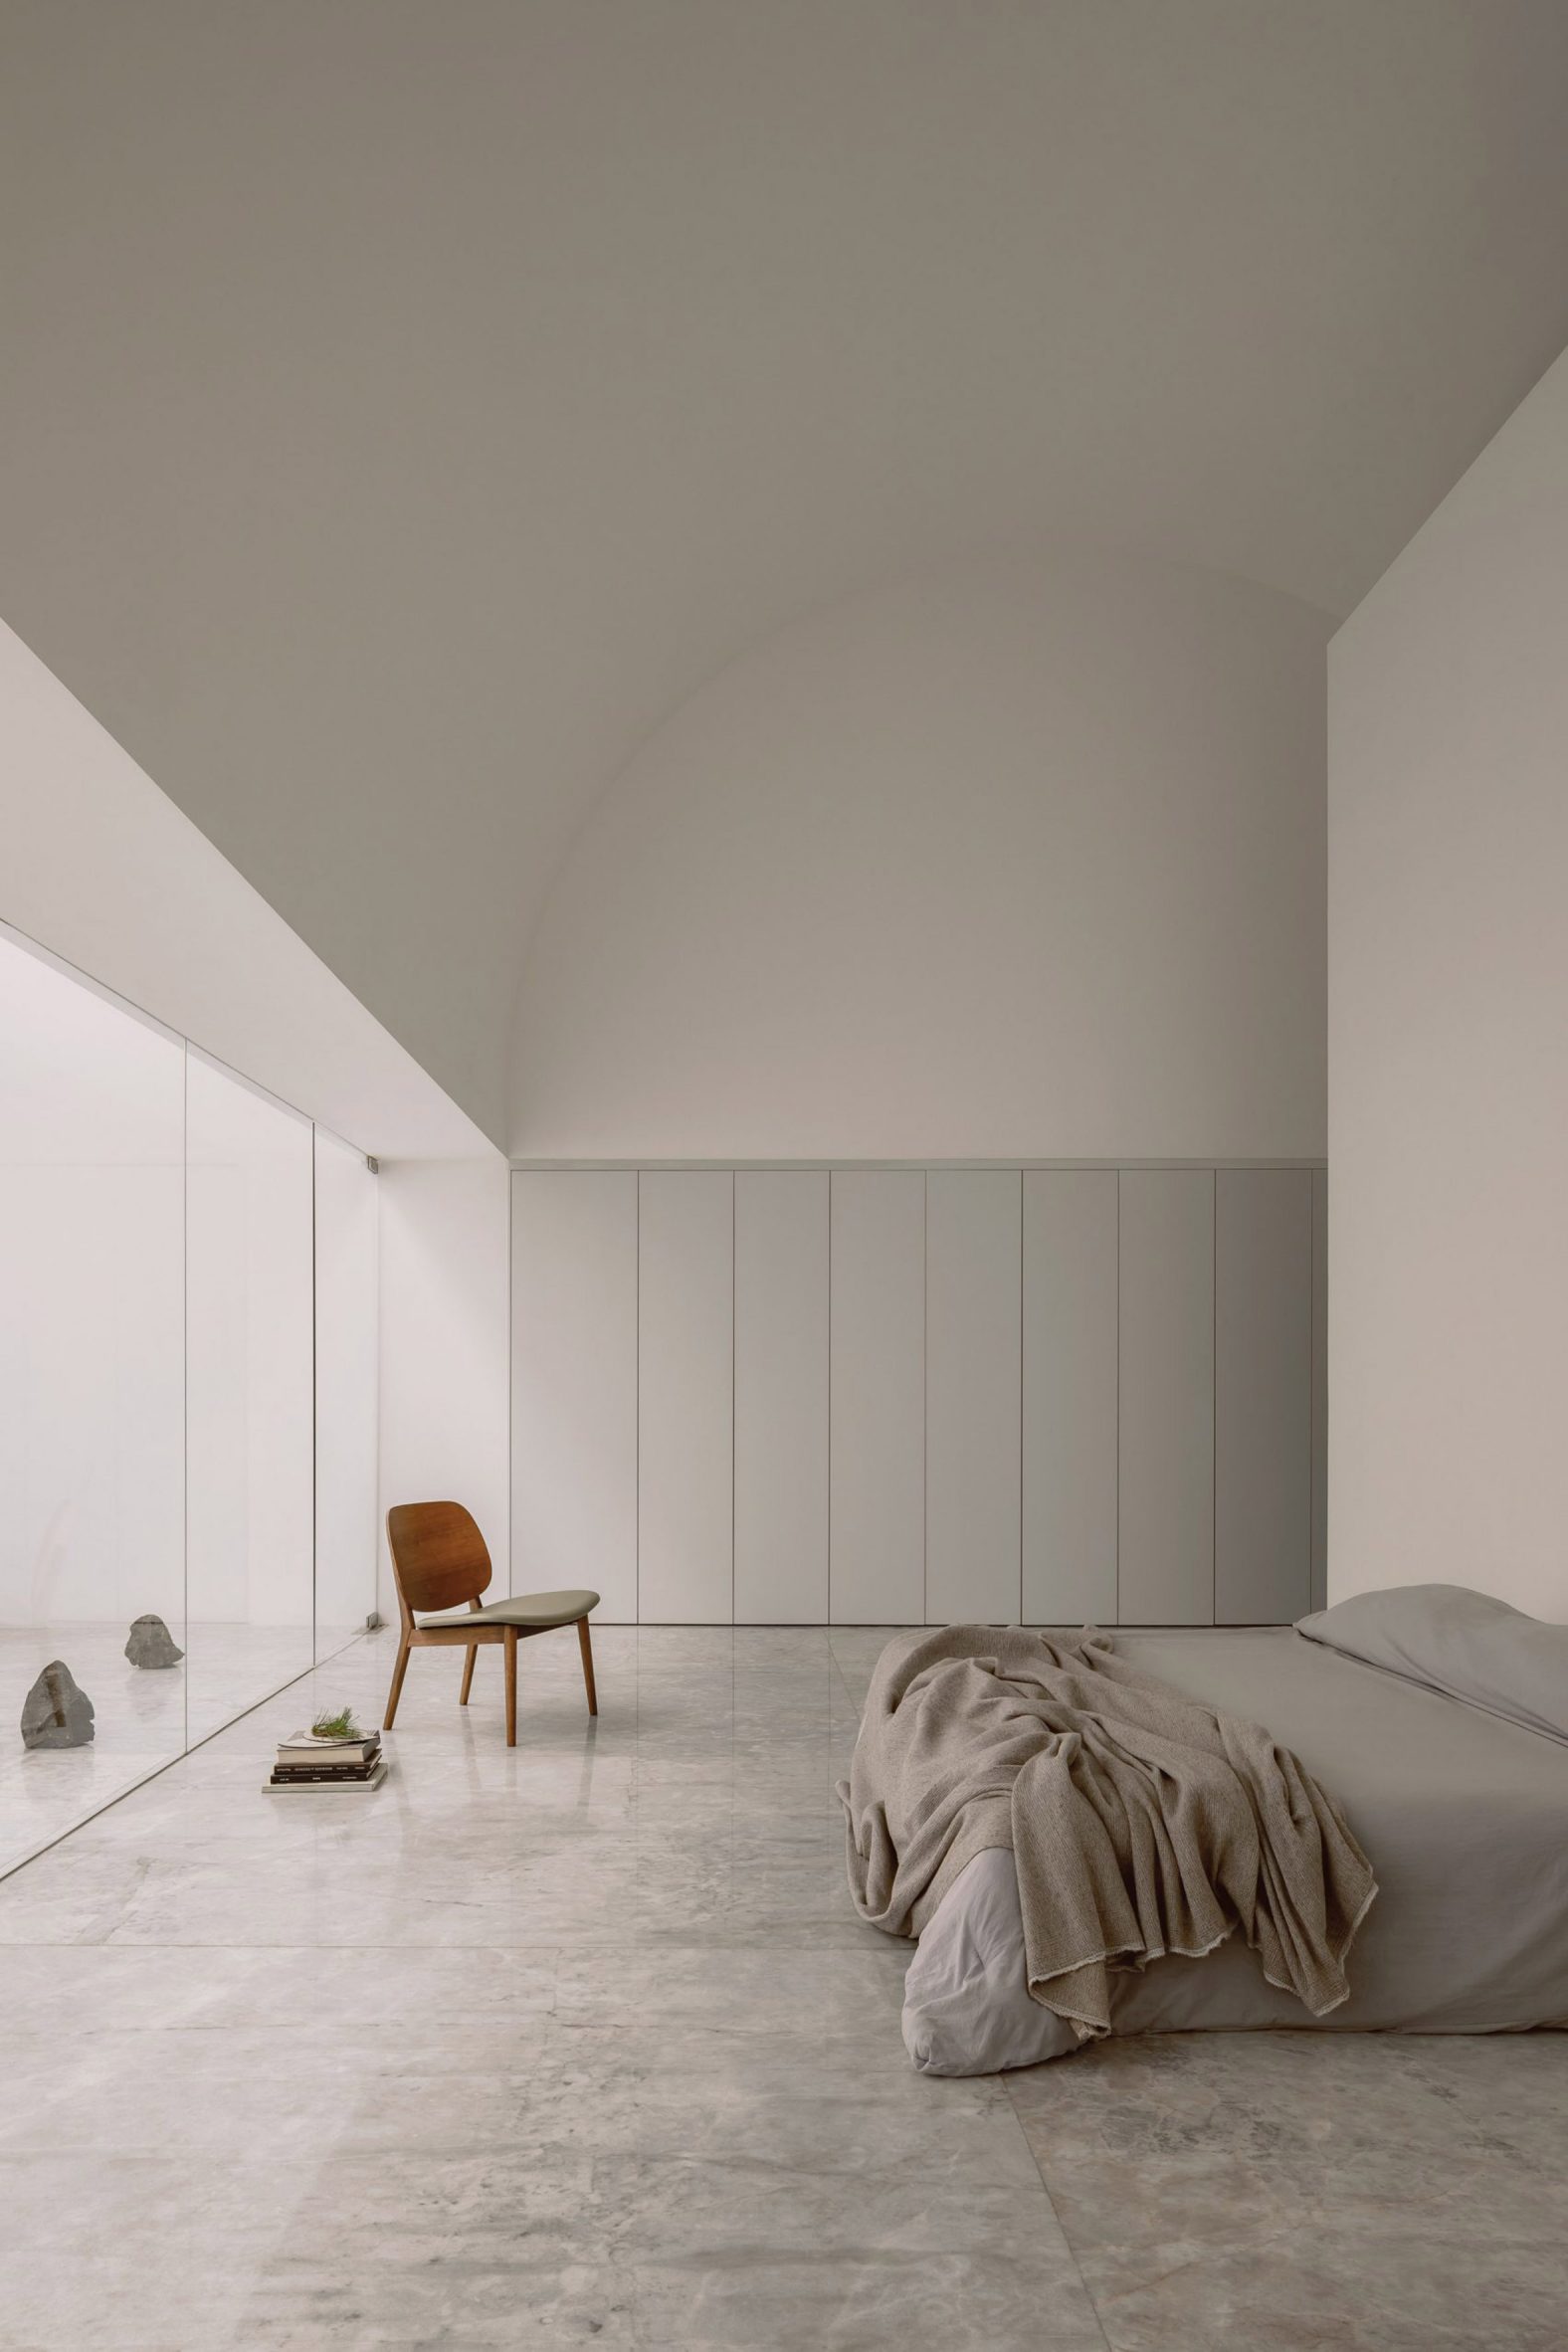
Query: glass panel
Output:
[[313, 1129, 379, 1663], [0, 933, 186, 1872], [185, 1052, 314, 1744]]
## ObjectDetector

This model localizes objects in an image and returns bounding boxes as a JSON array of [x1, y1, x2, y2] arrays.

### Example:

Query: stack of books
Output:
[[267, 1725, 387, 1793]]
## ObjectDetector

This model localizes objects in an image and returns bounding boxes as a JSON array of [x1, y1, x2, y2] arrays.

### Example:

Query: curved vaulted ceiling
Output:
[[4, 1, 1568, 1144]]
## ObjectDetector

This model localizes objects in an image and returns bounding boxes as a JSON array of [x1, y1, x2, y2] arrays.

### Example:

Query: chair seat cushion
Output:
[[420, 1588, 600, 1633]]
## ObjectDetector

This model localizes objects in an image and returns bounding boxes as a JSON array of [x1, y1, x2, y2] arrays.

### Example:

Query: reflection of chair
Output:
[[382, 1501, 598, 1747]]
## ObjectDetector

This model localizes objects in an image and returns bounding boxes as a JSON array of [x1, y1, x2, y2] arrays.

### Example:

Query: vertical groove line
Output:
[[1308, 1169, 1314, 1603], [921, 1169, 928, 1629], [310, 1124, 318, 1667], [371, 1154, 382, 1631], [730, 1169, 736, 1629], [827, 1169, 834, 1629], [1310, 1169, 1321, 1614], [181, 1041, 189, 1757], [505, 1167, 513, 1598], [1114, 1170, 1121, 1629], [635, 1170, 641, 1628], [1212, 1169, 1218, 1628], [1018, 1170, 1024, 1629]]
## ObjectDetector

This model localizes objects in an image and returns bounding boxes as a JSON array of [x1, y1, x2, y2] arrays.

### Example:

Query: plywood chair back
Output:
[[386, 1499, 493, 1628]]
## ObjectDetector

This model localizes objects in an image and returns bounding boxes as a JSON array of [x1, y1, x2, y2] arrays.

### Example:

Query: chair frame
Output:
[[382, 1500, 597, 1746]]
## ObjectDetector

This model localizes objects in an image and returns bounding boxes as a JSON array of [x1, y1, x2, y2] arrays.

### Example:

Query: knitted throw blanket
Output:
[[839, 1625, 1377, 2041]]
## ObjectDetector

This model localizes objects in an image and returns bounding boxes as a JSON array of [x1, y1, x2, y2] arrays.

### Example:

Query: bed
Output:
[[873, 1606, 1568, 2076]]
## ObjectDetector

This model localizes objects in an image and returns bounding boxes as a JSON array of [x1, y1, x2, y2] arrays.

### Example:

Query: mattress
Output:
[[902, 1627, 1568, 2075]]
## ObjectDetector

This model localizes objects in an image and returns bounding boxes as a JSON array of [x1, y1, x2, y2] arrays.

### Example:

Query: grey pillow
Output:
[[1296, 1584, 1568, 1744]]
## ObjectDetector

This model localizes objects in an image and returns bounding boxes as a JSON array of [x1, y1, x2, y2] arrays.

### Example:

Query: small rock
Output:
[[21, 1662, 95, 1750], [124, 1613, 184, 1668]]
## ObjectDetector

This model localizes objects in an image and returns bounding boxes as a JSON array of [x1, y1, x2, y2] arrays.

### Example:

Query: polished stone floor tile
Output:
[[2, 1623, 1565, 2349], [629, 2254, 1109, 2352], [1005, 2029, 1568, 2350]]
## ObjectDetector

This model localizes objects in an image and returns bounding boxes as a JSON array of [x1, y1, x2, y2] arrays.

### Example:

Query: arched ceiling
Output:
[[4, 1, 1568, 1146]]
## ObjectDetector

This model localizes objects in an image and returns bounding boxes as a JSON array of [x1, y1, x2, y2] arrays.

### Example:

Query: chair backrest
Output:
[[386, 1501, 493, 1620]]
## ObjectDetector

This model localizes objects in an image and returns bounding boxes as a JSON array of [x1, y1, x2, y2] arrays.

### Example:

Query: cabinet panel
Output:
[[925, 1171, 1021, 1624], [1215, 1169, 1312, 1624], [1311, 1167, 1328, 1615], [830, 1171, 925, 1623], [734, 1172, 829, 1624], [1118, 1170, 1214, 1625], [1023, 1170, 1118, 1626], [639, 1172, 734, 1623], [511, 1171, 637, 1620]]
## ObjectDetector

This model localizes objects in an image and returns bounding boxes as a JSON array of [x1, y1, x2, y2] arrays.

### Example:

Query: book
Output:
[[275, 1748, 380, 1770], [278, 1727, 379, 1751], [276, 1731, 380, 1768], [266, 1759, 388, 1795], [271, 1758, 383, 1783]]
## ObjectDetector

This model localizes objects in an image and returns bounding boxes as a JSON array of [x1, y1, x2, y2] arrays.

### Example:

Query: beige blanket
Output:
[[839, 1626, 1377, 2041]]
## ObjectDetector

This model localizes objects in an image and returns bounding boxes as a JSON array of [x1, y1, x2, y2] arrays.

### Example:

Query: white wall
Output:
[[0, 933, 184, 1629], [376, 1160, 511, 1616], [1329, 348, 1568, 1619], [2, 619, 493, 1160], [510, 557, 1331, 1159]]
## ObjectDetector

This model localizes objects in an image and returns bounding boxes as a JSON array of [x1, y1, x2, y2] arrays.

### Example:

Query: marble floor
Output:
[[0, 1624, 1563, 2350]]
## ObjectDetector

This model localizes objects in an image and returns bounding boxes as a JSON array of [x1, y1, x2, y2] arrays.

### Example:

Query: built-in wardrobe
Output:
[[510, 1165, 1325, 1626]]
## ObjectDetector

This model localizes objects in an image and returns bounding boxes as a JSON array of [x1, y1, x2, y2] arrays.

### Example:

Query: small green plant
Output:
[[310, 1704, 359, 1739]]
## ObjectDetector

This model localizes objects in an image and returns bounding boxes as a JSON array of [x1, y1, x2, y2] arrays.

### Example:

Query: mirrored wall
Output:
[[0, 926, 379, 1877]]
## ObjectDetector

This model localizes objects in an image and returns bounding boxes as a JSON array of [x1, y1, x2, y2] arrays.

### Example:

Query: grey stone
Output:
[[20, 1661, 96, 1749], [124, 1614, 184, 1668]]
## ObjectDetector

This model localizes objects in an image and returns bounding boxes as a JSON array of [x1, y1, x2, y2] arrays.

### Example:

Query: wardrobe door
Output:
[[1215, 1168, 1312, 1625], [511, 1171, 637, 1620], [1118, 1170, 1215, 1625], [925, 1171, 1021, 1624], [734, 1171, 829, 1624], [1023, 1170, 1118, 1627], [830, 1170, 925, 1623], [639, 1172, 734, 1623]]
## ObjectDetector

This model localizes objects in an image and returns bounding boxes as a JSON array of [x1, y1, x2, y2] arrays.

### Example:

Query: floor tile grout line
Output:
[[999, 2075, 1118, 2352]]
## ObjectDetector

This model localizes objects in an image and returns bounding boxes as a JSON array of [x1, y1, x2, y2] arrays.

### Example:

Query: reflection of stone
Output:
[[21, 1662, 95, 1750], [124, 1614, 184, 1668]]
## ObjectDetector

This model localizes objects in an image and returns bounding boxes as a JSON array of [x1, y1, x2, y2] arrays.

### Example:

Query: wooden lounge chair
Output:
[[382, 1499, 598, 1747]]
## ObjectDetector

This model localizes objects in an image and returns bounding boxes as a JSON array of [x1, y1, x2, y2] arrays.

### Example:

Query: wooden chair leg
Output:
[[383, 1634, 412, 1730], [576, 1617, 598, 1717], [459, 1643, 478, 1706], [503, 1625, 518, 1747]]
